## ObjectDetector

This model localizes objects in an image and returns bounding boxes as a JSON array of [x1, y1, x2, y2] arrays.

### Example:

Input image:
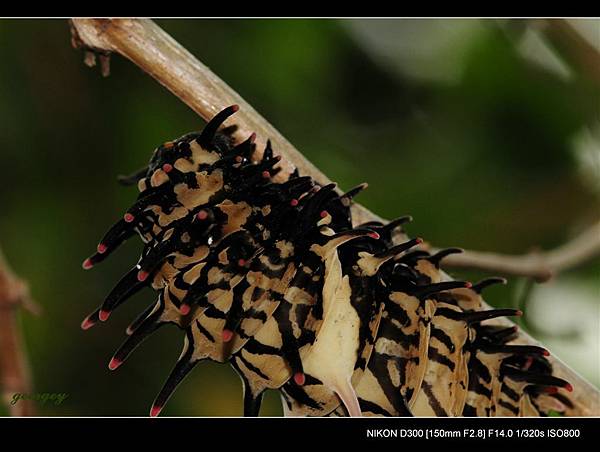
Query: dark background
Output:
[[0, 19, 598, 416]]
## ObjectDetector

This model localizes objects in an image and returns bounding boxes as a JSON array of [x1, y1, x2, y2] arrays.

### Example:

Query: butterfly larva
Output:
[[81, 106, 574, 417]]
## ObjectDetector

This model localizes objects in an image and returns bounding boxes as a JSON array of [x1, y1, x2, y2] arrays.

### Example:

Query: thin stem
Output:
[[437, 220, 600, 282]]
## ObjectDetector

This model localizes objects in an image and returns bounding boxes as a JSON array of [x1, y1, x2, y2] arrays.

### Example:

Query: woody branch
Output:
[[432, 219, 600, 282]]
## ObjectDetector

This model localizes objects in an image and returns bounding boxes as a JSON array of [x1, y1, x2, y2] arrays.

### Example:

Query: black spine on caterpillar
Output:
[[82, 106, 573, 417]]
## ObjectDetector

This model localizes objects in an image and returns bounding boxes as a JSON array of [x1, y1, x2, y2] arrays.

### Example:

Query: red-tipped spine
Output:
[[222, 329, 234, 343], [108, 357, 122, 371], [81, 316, 96, 331], [293, 372, 306, 386], [99, 310, 111, 322], [150, 405, 162, 417]]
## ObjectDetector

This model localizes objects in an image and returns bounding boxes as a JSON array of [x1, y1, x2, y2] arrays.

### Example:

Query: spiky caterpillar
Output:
[[81, 106, 575, 417]]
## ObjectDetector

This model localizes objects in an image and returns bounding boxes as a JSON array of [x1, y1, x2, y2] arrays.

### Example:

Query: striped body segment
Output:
[[82, 106, 574, 417]]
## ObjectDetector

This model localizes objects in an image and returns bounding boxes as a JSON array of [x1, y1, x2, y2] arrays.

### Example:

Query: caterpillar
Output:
[[81, 105, 575, 417]]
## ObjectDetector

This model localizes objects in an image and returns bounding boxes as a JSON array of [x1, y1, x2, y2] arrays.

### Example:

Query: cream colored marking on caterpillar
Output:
[[189, 141, 221, 166], [258, 254, 286, 273], [236, 317, 290, 386], [284, 286, 314, 305], [153, 262, 178, 288], [232, 263, 297, 353], [354, 368, 397, 415], [172, 157, 193, 174], [386, 291, 436, 408], [301, 249, 362, 417], [155, 205, 190, 228], [353, 302, 385, 384], [356, 252, 395, 277], [183, 262, 206, 284], [150, 168, 170, 187], [412, 302, 469, 416], [463, 350, 507, 416], [177, 247, 209, 272], [218, 200, 252, 235], [275, 240, 294, 259], [415, 259, 442, 283]]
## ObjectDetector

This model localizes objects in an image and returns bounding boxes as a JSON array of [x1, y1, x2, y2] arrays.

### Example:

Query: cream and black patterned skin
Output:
[[81, 106, 575, 417]]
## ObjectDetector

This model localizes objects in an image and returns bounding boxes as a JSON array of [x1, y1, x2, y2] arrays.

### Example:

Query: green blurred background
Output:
[[0, 18, 598, 416]]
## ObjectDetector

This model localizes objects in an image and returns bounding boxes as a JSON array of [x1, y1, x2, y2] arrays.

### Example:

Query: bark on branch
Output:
[[435, 220, 600, 282], [69, 18, 600, 416]]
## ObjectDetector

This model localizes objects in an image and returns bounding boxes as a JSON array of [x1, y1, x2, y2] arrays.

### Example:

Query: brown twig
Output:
[[0, 247, 36, 416], [538, 18, 600, 85], [69, 18, 599, 415], [435, 220, 600, 282]]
